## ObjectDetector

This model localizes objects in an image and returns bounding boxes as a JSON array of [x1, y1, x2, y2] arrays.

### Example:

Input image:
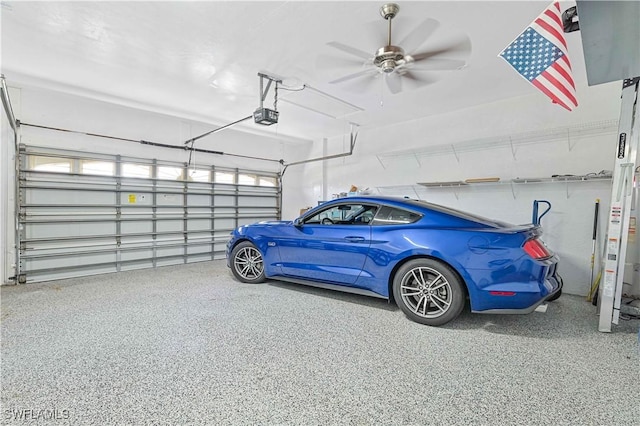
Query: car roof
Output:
[[326, 196, 433, 211], [323, 196, 512, 228]]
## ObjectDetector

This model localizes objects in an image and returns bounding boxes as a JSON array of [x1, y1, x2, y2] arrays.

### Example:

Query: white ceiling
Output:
[[1, 1, 584, 143]]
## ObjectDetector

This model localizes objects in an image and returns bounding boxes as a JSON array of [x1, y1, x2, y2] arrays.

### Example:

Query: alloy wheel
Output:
[[400, 266, 452, 318], [234, 246, 264, 280]]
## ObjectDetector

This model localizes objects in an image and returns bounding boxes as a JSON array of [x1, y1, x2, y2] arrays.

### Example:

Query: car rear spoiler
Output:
[[476, 224, 543, 236]]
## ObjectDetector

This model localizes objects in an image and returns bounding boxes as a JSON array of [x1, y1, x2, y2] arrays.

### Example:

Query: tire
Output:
[[230, 241, 266, 284], [392, 258, 465, 326]]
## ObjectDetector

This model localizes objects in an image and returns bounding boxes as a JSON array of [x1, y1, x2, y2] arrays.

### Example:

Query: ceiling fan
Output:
[[318, 3, 471, 94]]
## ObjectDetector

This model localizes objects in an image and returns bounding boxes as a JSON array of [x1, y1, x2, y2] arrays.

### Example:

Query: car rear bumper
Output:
[[470, 261, 563, 314], [473, 274, 562, 314]]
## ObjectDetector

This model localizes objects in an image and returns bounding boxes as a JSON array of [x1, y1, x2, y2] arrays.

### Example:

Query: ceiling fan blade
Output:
[[400, 71, 438, 86], [385, 73, 402, 94], [327, 41, 372, 61], [397, 18, 440, 53], [316, 54, 367, 73], [330, 68, 377, 84], [408, 58, 466, 71], [342, 72, 381, 93], [364, 19, 389, 48], [411, 34, 472, 62]]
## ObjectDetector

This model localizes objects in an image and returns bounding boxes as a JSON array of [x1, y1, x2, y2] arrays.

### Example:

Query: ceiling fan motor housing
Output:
[[374, 45, 405, 73], [379, 3, 400, 20]]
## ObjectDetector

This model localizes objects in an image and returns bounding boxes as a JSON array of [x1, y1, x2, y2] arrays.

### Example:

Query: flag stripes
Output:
[[499, 1, 578, 111]]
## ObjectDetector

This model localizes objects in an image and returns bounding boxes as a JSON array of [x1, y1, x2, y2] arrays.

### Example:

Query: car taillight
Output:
[[523, 238, 551, 259]]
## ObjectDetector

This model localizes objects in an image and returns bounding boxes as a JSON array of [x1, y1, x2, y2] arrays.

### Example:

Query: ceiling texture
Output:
[[1, 1, 585, 144]]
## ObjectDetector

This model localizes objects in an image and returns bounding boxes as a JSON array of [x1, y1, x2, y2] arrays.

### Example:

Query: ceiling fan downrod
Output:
[[376, 3, 403, 73], [380, 3, 399, 45]]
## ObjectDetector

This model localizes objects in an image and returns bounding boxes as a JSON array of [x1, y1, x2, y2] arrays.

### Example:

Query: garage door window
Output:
[[186, 169, 210, 182], [238, 173, 257, 185], [81, 160, 114, 176], [258, 176, 277, 187], [122, 163, 151, 178], [28, 155, 72, 173], [158, 166, 183, 180], [215, 171, 235, 184]]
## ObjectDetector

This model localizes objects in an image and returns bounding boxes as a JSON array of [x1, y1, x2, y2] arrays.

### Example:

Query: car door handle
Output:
[[344, 236, 365, 242]]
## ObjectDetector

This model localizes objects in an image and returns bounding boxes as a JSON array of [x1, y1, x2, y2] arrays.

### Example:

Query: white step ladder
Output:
[[599, 77, 640, 332]]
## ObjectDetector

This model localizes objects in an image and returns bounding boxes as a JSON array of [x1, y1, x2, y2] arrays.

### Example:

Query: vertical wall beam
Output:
[[210, 165, 216, 260], [16, 143, 25, 283], [183, 162, 189, 264], [234, 168, 239, 230], [115, 155, 122, 272], [322, 138, 328, 202], [151, 159, 158, 268], [277, 171, 283, 221]]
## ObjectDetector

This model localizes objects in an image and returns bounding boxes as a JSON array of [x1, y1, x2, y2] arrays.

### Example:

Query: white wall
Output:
[[1, 87, 19, 284], [285, 81, 625, 297]]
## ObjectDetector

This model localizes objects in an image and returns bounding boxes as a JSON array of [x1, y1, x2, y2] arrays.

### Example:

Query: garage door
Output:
[[18, 144, 281, 282]]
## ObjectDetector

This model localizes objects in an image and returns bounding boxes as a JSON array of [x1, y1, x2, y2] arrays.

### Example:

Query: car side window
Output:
[[371, 206, 422, 225], [303, 204, 377, 225]]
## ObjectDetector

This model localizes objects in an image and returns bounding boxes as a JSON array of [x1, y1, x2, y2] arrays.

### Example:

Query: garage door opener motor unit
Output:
[[253, 73, 281, 125]]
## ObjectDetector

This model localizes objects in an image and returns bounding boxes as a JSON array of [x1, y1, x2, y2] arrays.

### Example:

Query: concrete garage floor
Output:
[[1, 261, 638, 425]]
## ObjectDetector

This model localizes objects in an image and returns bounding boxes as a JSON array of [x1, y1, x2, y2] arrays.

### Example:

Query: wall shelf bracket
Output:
[[509, 137, 517, 160], [451, 145, 460, 162]]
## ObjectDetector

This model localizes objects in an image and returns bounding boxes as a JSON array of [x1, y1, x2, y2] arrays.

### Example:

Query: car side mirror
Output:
[[293, 218, 303, 227]]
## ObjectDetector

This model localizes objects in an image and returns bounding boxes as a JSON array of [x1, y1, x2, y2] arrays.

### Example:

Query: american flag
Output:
[[499, 2, 577, 111]]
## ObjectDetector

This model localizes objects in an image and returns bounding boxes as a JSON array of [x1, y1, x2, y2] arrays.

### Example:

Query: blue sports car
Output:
[[226, 196, 563, 326]]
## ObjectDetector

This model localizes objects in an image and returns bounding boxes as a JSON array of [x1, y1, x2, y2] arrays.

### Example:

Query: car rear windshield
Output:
[[407, 199, 514, 228]]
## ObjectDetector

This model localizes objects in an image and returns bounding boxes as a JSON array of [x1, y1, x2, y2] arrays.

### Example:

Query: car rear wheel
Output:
[[230, 241, 266, 284], [393, 259, 465, 326]]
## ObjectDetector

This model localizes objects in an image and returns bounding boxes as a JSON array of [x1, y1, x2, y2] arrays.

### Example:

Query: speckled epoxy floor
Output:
[[1, 260, 638, 425]]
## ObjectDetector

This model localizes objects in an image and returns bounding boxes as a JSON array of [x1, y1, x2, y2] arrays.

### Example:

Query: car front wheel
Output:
[[230, 241, 266, 284], [393, 258, 465, 326]]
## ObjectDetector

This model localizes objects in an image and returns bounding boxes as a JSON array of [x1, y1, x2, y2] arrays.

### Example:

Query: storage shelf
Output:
[[377, 175, 612, 199], [416, 175, 612, 188]]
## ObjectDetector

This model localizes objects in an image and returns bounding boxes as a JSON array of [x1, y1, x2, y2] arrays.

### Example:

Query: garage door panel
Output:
[[214, 195, 235, 205], [187, 194, 211, 206], [19, 146, 280, 282], [155, 259, 184, 267], [27, 189, 116, 205], [157, 194, 182, 206], [25, 252, 117, 271], [120, 249, 154, 262], [121, 221, 153, 234], [28, 266, 117, 282], [237, 195, 277, 207], [187, 245, 211, 255], [187, 219, 211, 231], [120, 193, 153, 205], [156, 220, 183, 232], [120, 260, 154, 271], [156, 246, 184, 258], [26, 222, 116, 239]]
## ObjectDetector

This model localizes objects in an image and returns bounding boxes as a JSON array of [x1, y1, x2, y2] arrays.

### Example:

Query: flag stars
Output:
[[499, 27, 564, 80]]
